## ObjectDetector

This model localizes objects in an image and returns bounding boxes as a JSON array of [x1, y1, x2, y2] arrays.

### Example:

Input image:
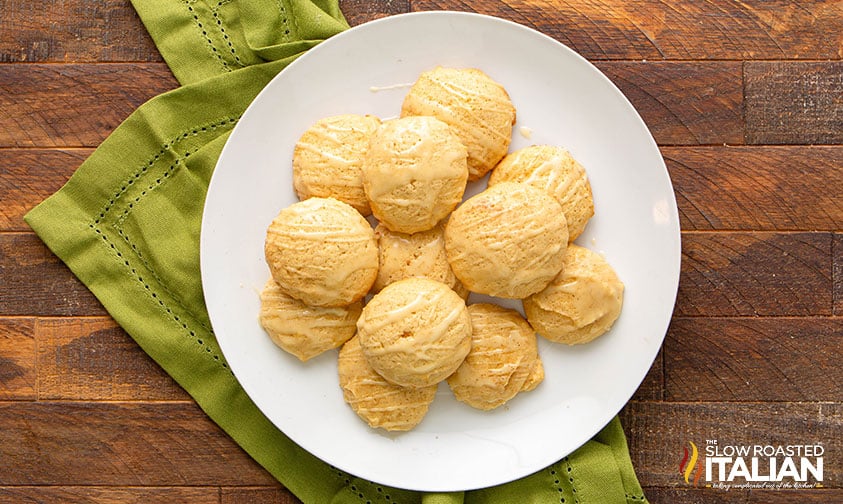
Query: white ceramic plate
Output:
[[201, 11, 680, 492]]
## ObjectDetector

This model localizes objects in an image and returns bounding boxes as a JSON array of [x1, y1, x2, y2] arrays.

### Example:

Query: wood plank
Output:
[[677, 232, 833, 317], [631, 348, 664, 402], [338, 0, 410, 27], [0, 0, 160, 63], [0, 62, 745, 149], [0, 318, 36, 400], [620, 401, 841, 488], [745, 62, 843, 145], [663, 146, 843, 231], [0, 149, 90, 232], [0, 63, 177, 148], [835, 234, 842, 316], [0, 401, 276, 486], [0, 486, 219, 503], [221, 486, 300, 504], [0, 233, 107, 317], [411, 0, 843, 60], [596, 62, 744, 146], [36, 317, 189, 401], [665, 317, 843, 402]]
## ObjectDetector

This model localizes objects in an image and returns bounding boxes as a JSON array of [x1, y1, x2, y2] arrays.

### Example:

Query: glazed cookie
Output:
[[259, 279, 360, 361], [338, 335, 437, 432], [293, 114, 381, 216], [264, 197, 378, 307], [356, 278, 472, 388], [373, 222, 469, 298], [523, 244, 624, 345], [489, 145, 594, 241], [447, 304, 542, 410], [362, 116, 468, 234], [444, 182, 569, 299], [401, 67, 516, 181]]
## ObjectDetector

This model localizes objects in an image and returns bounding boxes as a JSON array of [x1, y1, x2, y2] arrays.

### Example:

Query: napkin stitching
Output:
[[89, 116, 242, 371], [183, 0, 233, 73], [549, 462, 569, 503], [564, 456, 579, 503], [276, 0, 295, 40], [334, 466, 399, 504], [210, 0, 244, 67]]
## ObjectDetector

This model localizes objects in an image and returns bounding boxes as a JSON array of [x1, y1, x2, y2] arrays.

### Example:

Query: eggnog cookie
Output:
[[373, 222, 468, 298], [400, 67, 516, 181], [338, 335, 437, 431], [489, 145, 594, 241], [259, 279, 360, 361], [523, 244, 624, 345], [293, 114, 381, 216], [521, 357, 545, 392], [356, 278, 472, 388], [362, 116, 468, 234], [447, 304, 541, 410], [444, 182, 569, 299], [264, 197, 378, 307]]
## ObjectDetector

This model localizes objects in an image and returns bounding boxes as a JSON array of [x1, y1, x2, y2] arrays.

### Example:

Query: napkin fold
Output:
[[24, 1, 648, 502]]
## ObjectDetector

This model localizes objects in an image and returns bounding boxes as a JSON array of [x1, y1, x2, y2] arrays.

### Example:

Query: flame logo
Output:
[[679, 441, 704, 486]]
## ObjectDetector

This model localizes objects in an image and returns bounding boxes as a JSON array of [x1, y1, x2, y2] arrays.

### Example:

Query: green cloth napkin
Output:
[[24, 1, 648, 502]]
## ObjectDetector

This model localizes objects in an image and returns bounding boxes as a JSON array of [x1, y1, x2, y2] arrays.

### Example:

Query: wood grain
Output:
[[745, 62, 843, 145], [0, 149, 90, 232], [36, 317, 190, 401], [664, 146, 843, 231], [220, 486, 300, 504], [0, 401, 276, 486], [620, 401, 841, 488], [835, 234, 842, 316], [0, 0, 160, 63], [597, 62, 744, 146], [0, 486, 219, 504], [677, 232, 833, 317], [411, 0, 843, 60], [338, 0, 410, 26], [0, 233, 106, 317], [0, 318, 36, 400], [0, 63, 177, 148], [665, 317, 843, 402]]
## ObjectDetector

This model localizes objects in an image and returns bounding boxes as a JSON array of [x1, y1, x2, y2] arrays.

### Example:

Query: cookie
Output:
[[444, 182, 569, 299], [523, 244, 624, 345], [259, 279, 360, 361], [447, 303, 542, 410], [373, 222, 469, 298], [401, 67, 516, 181], [264, 197, 378, 307], [293, 114, 381, 216], [338, 335, 437, 431], [356, 278, 472, 388], [489, 145, 594, 241], [362, 116, 468, 234]]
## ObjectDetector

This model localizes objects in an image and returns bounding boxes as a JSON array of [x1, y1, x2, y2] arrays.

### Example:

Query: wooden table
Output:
[[2, 1, 841, 502]]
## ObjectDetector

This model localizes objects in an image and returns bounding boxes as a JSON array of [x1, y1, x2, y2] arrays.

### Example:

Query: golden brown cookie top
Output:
[[524, 244, 624, 345], [259, 279, 360, 361], [400, 67, 516, 181], [447, 303, 542, 410], [362, 115, 468, 234], [444, 182, 569, 299], [356, 277, 471, 388], [338, 335, 437, 431], [490, 145, 594, 241], [293, 114, 381, 216], [264, 197, 378, 307]]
